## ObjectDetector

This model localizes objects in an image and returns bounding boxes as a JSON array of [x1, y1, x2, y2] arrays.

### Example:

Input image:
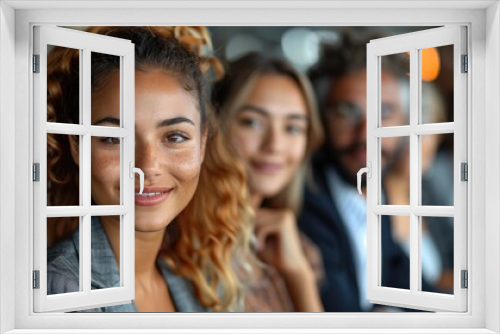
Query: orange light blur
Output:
[[404, 48, 440, 81], [421, 47, 440, 82]]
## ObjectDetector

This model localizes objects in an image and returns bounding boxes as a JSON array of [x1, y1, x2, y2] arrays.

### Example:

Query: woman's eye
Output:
[[101, 137, 120, 145], [165, 131, 189, 143], [239, 117, 261, 129], [286, 124, 306, 135]]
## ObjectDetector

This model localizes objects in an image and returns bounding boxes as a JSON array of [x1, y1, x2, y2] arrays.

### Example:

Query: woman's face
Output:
[[228, 74, 308, 198], [79, 68, 206, 232]]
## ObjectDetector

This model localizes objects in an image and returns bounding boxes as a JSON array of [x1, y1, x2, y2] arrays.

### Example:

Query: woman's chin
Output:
[[249, 176, 290, 199], [134, 222, 169, 233], [133, 215, 174, 233], [252, 185, 285, 199]]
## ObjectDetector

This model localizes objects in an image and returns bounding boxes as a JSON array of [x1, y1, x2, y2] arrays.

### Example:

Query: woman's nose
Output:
[[135, 142, 161, 178], [262, 124, 284, 153]]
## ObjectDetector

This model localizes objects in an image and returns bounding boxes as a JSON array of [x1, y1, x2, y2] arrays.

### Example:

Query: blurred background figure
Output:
[[209, 26, 455, 304], [420, 79, 455, 293], [386, 80, 455, 293], [213, 52, 325, 312], [209, 27, 432, 71], [298, 31, 431, 312]]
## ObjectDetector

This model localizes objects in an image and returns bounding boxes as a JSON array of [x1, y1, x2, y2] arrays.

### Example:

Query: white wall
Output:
[[485, 2, 500, 333], [0, 2, 16, 333], [2, 3, 497, 332]]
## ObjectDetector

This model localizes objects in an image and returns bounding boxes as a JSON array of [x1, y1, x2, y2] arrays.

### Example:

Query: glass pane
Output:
[[47, 134, 80, 206], [47, 217, 80, 295], [91, 136, 121, 206], [380, 52, 410, 127], [47, 45, 81, 124], [421, 217, 454, 295], [421, 45, 453, 124], [381, 215, 410, 290], [91, 215, 121, 290], [421, 134, 454, 206], [381, 136, 410, 205], [91, 52, 121, 128]]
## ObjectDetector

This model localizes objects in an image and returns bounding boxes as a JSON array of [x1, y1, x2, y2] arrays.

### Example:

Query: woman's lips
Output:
[[251, 161, 283, 174], [134, 187, 174, 206]]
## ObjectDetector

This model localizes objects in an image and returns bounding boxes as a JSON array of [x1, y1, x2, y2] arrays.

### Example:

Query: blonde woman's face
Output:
[[229, 75, 308, 198], [82, 69, 205, 232]]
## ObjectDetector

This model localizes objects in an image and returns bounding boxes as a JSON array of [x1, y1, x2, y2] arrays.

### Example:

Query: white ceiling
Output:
[[3, 0, 497, 10]]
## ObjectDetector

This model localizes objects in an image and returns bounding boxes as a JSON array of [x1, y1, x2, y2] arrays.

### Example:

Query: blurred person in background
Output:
[[298, 32, 432, 312], [420, 81, 455, 292], [386, 81, 454, 292], [213, 52, 325, 312]]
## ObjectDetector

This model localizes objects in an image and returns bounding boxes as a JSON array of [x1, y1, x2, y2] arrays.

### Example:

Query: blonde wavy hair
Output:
[[46, 26, 253, 312]]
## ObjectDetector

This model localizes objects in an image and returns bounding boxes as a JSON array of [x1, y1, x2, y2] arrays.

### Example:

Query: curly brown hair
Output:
[[46, 26, 253, 312]]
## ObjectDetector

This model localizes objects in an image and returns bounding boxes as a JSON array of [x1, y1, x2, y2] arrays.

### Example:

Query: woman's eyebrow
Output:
[[287, 114, 308, 121], [239, 105, 268, 116], [92, 117, 120, 126], [241, 105, 308, 120], [157, 117, 195, 127]]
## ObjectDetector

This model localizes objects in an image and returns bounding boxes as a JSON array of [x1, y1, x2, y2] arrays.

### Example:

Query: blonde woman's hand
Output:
[[254, 208, 311, 276]]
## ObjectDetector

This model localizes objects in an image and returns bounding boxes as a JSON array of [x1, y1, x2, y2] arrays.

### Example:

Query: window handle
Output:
[[129, 162, 144, 194], [357, 162, 371, 195]]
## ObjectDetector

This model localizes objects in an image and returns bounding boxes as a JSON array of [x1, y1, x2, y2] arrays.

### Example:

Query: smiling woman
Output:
[[213, 53, 324, 312], [45, 26, 254, 312]]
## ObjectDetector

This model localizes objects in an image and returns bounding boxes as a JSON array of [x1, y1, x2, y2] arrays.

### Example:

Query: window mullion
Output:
[[373, 123, 454, 138], [366, 43, 380, 297], [409, 47, 420, 294], [119, 55, 125, 286], [78, 51, 84, 295], [82, 47, 92, 295], [122, 49, 135, 292], [413, 122, 454, 135]]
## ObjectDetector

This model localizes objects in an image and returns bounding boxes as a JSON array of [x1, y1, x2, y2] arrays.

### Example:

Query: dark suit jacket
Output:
[[298, 157, 413, 312]]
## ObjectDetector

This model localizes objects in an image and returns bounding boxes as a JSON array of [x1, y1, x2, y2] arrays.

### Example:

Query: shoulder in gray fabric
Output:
[[46, 216, 208, 312]]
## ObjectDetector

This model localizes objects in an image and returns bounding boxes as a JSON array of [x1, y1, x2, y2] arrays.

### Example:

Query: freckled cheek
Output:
[[161, 148, 202, 198], [90, 152, 121, 203]]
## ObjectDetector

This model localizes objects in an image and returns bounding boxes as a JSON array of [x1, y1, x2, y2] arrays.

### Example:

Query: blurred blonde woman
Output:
[[46, 26, 253, 312], [213, 52, 325, 312]]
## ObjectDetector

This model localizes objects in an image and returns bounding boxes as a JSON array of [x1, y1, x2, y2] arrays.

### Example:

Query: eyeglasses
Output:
[[325, 101, 394, 126]]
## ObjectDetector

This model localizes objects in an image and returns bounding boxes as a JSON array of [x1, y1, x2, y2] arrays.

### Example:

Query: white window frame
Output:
[[0, 1, 499, 333], [366, 26, 467, 312], [33, 25, 136, 313]]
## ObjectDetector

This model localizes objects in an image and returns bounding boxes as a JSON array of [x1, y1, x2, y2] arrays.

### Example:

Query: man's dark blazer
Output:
[[298, 156, 413, 312]]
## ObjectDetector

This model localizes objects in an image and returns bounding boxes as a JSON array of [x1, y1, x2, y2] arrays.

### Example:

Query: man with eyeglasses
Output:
[[298, 32, 418, 312]]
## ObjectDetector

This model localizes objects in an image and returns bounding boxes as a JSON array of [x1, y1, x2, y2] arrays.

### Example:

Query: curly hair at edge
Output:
[[46, 26, 254, 312]]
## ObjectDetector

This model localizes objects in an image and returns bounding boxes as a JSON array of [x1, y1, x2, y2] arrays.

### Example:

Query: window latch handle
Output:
[[357, 162, 371, 195], [129, 162, 144, 194]]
